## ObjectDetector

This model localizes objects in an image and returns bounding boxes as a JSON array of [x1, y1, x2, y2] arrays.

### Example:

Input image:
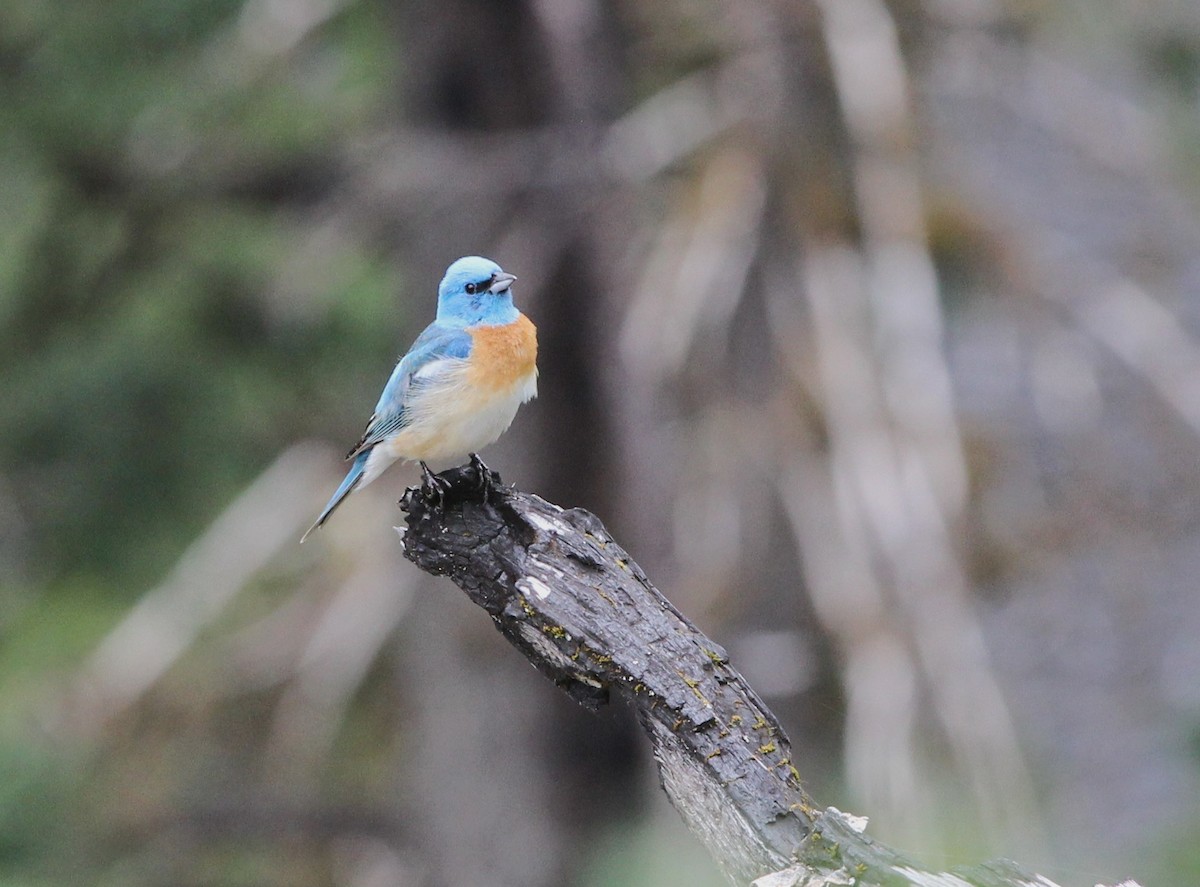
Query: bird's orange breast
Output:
[[467, 314, 538, 392]]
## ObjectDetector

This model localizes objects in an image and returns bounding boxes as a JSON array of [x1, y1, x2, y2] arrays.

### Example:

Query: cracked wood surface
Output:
[[397, 464, 1140, 887], [400, 464, 816, 884]]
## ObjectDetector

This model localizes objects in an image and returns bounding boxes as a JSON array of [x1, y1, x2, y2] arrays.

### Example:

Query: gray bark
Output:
[[398, 464, 1140, 887]]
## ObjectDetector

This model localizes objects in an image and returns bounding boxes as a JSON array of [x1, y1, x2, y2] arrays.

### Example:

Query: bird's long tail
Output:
[[301, 450, 370, 543]]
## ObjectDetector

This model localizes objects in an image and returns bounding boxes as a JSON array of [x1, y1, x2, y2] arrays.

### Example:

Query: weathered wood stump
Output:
[[398, 464, 1139, 887]]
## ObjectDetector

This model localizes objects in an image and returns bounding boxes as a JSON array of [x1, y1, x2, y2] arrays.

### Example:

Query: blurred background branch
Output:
[[1, 1, 1198, 885]]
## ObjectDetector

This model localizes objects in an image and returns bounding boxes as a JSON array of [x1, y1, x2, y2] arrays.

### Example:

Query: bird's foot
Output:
[[468, 453, 497, 502], [419, 460, 451, 507]]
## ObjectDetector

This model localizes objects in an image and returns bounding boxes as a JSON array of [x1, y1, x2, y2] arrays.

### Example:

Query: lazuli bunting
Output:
[[302, 256, 537, 541]]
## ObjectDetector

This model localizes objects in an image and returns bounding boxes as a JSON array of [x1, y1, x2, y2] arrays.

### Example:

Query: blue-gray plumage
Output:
[[302, 256, 537, 542]]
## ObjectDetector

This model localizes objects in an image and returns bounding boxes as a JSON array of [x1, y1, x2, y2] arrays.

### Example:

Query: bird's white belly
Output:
[[376, 368, 537, 472]]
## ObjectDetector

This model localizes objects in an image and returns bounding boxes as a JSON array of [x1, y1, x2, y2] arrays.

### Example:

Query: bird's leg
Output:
[[468, 452, 495, 501], [419, 460, 450, 506]]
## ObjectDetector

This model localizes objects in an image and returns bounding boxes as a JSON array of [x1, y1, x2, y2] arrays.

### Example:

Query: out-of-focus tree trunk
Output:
[[385, 3, 639, 883]]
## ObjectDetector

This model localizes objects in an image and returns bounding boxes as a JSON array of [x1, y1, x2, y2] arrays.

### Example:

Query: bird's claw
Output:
[[408, 457, 499, 510], [468, 452, 496, 502], [419, 460, 451, 506]]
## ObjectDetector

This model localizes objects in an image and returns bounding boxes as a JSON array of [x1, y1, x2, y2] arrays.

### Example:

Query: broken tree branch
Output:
[[397, 464, 1139, 887]]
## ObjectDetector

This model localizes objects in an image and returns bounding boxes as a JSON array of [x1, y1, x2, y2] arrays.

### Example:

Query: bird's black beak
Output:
[[489, 272, 517, 294]]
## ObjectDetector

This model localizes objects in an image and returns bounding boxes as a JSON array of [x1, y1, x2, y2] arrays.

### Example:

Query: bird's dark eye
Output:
[[465, 282, 478, 295]]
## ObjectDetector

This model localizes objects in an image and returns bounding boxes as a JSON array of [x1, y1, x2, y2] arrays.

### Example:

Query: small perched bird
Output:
[[302, 256, 537, 542]]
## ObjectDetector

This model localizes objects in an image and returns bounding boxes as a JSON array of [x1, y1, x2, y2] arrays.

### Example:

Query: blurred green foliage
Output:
[[0, 0, 402, 590], [0, 4, 406, 878]]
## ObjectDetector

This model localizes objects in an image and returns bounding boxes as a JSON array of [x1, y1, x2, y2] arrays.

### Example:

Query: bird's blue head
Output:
[[436, 256, 519, 326]]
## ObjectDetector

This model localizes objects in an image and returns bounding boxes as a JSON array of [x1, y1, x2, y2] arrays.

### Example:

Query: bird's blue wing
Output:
[[345, 323, 473, 460]]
